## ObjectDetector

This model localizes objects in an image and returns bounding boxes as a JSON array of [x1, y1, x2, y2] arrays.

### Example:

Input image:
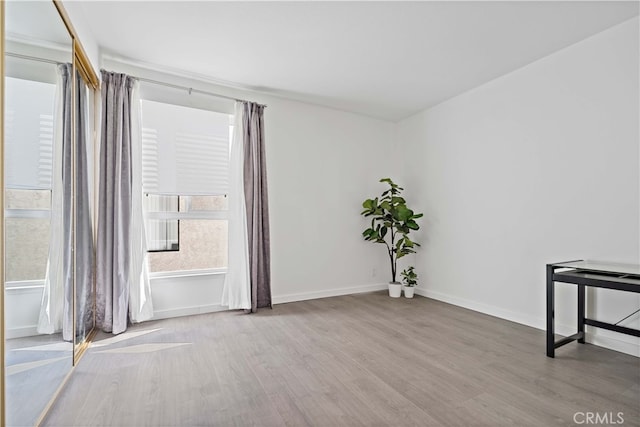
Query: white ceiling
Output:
[[6, 1, 72, 48], [77, 1, 639, 121]]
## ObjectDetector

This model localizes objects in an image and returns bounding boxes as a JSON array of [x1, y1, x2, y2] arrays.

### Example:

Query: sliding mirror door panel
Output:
[[3, 1, 73, 425]]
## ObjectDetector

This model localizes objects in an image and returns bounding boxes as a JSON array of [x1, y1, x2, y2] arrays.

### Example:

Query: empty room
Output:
[[1, 1, 639, 426]]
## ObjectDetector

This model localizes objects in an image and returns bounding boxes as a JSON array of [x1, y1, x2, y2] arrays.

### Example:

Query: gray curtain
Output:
[[242, 102, 272, 312], [97, 71, 135, 334], [52, 64, 94, 341], [74, 67, 95, 341]]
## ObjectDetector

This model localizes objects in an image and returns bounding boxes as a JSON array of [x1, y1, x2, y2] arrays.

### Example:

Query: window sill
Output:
[[4, 280, 45, 290], [149, 268, 227, 280]]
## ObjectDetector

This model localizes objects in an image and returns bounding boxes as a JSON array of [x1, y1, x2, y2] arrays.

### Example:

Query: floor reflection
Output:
[[6, 334, 72, 427]]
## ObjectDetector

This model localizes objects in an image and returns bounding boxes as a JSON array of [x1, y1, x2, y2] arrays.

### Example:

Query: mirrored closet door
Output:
[[2, 1, 98, 425], [72, 51, 97, 362]]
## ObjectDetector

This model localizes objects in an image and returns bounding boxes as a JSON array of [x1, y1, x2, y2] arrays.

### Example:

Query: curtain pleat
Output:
[[38, 63, 73, 339], [242, 102, 271, 312], [128, 81, 154, 323], [221, 102, 251, 310], [37, 64, 95, 339], [97, 71, 135, 334], [74, 68, 96, 339]]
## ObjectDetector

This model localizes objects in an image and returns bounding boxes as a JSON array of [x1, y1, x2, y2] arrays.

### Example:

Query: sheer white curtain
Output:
[[37, 64, 70, 336], [221, 102, 251, 310], [128, 81, 154, 323]]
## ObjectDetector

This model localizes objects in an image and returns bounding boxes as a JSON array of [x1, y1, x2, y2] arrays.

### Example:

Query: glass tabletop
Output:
[[551, 260, 640, 276]]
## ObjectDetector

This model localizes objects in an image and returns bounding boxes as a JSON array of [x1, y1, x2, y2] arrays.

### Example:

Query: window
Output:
[[140, 100, 232, 274], [145, 194, 180, 252], [4, 77, 55, 282]]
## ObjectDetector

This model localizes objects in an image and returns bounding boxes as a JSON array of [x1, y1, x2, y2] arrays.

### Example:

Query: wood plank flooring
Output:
[[41, 292, 639, 426], [6, 334, 73, 427]]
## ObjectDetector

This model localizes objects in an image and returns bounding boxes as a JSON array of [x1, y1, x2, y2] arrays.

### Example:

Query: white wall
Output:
[[397, 18, 640, 356], [61, 1, 100, 77], [4, 282, 43, 339], [266, 97, 396, 302]]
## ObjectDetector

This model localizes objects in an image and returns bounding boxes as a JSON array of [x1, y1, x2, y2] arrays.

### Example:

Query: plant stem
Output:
[[390, 225, 396, 282]]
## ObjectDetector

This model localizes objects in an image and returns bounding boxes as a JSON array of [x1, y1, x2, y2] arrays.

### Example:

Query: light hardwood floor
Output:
[[6, 334, 72, 427], [42, 292, 639, 426]]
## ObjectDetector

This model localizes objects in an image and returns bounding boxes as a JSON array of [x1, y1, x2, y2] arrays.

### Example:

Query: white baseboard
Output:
[[8, 307, 230, 338], [415, 288, 544, 329], [151, 304, 227, 321], [415, 287, 640, 358], [273, 283, 388, 305], [151, 283, 388, 317], [6, 325, 39, 340], [585, 332, 640, 357]]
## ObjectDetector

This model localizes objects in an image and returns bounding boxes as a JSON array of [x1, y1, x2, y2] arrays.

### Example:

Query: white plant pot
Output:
[[403, 286, 415, 298], [388, 282, 402, 298]]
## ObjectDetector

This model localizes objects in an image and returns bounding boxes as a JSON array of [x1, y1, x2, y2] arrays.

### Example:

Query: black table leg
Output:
[[578, 284, 585, 343], [546, 264, 555, 358]]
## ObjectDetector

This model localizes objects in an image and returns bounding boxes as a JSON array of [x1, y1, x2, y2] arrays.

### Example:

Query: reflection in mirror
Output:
[[4, 1, 73, 425], [73, 66, 95, 357]]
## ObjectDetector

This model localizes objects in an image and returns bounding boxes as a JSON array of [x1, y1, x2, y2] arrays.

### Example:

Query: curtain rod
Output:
[[135, 76, 267, 108], [6, 52, 63, 66]]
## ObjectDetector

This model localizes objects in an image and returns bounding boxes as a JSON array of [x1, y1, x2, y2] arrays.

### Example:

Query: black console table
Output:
[[546, 260, 640, 358]]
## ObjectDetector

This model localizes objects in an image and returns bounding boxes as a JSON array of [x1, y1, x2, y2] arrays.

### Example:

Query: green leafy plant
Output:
[[361, 178, 423, 283], [401, 266, 418, 287]]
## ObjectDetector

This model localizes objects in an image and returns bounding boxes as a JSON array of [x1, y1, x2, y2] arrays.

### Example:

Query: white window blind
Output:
[[140, 100, 231, 196], [4, 77, 55, 190]]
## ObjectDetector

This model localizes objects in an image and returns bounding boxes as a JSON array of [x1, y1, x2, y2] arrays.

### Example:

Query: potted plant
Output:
[[401, 266, 418, 298], [361, 178, 423, 298]]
